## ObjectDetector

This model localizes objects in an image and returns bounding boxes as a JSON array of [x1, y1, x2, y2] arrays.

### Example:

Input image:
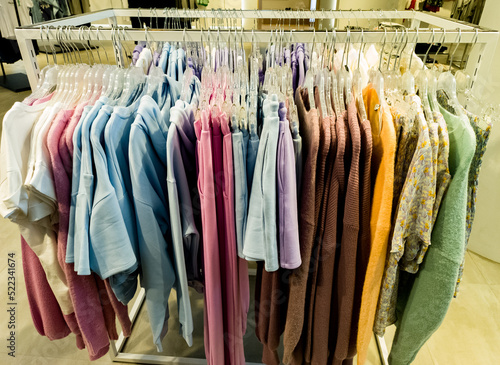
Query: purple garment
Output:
[[153, 51, 160, 67], [291, 48, 298, 95], [259, 60, 265, 88], [304, 43, 310, 73], [132, 43, 144, 66], [277, 102, 301, 269], [297, 44, 305, 88]]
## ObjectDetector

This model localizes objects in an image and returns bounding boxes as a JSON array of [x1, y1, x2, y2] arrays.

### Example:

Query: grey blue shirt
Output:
[[129, 95, 179, 351]]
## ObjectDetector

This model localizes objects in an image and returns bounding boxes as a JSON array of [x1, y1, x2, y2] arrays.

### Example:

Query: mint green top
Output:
[[388, 100, 476, 365]]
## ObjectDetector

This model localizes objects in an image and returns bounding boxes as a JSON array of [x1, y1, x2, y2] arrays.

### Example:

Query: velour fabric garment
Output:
[[246, 126, 260, 194], [221, 110, 249, 364], [103, 101, 141, 304], [243, 94, 280, 272], [129, 95, 178, 351], [277, 101, 301, 269], [194, 109, 225, 365], [356, 86, 396, 365], [282, 87, 320, 365], [254, 100, 298, 365], [67, 104, 93, 264], [21, 237, 72, 341], [71, 97, 109, 274], [47, 108, 113, 360], [231, 118, 249, 259], [166, 99, 200, 347], [89, 104, 138, 280]]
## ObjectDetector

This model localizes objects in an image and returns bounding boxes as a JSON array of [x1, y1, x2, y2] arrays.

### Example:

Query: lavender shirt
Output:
[[297, 44, 305, 88], [277, 102, 301, 269], [132, 43, 145, 65]]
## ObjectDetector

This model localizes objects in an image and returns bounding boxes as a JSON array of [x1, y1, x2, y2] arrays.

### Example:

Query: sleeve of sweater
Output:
[[388, 249, 459, 365]]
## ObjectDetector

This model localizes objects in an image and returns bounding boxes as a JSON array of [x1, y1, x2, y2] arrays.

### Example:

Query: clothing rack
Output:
[[13, 8, 499, 365]]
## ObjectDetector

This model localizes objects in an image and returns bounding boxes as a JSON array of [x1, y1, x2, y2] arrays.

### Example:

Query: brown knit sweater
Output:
[[331, 98, 361, 365], [345, 117, 373, 363], [303, 88, 333, 363], [254, 263, 289, 365], [282, 87, 320, 365], [310, 109, 345, 365]]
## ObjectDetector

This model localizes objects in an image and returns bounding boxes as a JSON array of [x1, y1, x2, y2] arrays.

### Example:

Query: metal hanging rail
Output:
[[12, 8, 499, 365]]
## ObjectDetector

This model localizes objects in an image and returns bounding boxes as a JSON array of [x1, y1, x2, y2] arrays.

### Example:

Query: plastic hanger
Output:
[[342, 29, 353, 108], [304, 28, 316, 109], [328, 30, 342, 115], [415, 29, 434, 121], [353, 29, 367, 121], [401, 29, 418, 96], [437, 28, 466, 118], [371, 27, 386, 104], [455, 29, 478, 105]]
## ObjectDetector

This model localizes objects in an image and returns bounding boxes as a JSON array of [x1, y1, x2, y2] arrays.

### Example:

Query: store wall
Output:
[[465, 0, 500, 263]]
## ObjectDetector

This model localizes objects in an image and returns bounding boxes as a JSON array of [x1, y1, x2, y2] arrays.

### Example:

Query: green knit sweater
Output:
[[388, 104, 476, 365]]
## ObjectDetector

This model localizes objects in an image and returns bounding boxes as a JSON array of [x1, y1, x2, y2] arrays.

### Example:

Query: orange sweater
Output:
[[356, 85, 397, 365]]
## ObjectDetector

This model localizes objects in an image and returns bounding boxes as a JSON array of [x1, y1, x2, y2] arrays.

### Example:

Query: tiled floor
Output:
[[1, 57, 500, 364]]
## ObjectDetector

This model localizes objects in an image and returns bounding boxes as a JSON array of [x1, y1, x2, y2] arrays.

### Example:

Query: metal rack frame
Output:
[[13, 8, 499, 365]]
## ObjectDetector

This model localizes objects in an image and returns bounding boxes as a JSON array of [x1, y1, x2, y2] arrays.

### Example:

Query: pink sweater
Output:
[[47, 109, 111, 360], [195, 110, 225, 365], [21, 237, 71, 340], [221, 111, 249, 364]]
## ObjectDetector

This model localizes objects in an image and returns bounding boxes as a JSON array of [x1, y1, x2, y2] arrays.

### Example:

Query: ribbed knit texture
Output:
[[331, 98, 361, 365], [255, 264, 290, 365], [356, 87, 396, 365], [346, 118, 373, 362], [282, 87, 320, 365], [310, 110, 343, 365], [302, 88, 333, 363]]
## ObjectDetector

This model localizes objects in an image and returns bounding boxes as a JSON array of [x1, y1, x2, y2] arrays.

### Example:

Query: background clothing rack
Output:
[[13, 8, 498, 365]]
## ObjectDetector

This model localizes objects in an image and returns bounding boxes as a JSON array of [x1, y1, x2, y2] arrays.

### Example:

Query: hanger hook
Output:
[[397, 28, 409, 71], [378, 27, 387, 71], [408, 28, 419, 72], [41, 25, 50, 66], [422, 28, 435, 67], [432, 28, 446, 68], [357, 28, 364, 71], [449, 28, 462, 70]]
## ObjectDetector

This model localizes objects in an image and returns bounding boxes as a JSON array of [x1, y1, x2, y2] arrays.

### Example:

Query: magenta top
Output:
[[194, 110, 225, 365]]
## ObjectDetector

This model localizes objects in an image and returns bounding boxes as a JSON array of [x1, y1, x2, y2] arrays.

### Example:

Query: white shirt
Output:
[[0, 100, 74, 315]]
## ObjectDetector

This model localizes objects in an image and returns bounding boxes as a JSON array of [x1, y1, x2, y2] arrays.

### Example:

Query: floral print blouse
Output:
[[456, 111, 492, 296], [374, 94, 434, 336], [400, 117, 441, 273], [391, 109, 419, 215]]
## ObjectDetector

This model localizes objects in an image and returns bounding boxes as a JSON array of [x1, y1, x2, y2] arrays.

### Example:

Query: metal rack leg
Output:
[[375, 334, 389, 365]]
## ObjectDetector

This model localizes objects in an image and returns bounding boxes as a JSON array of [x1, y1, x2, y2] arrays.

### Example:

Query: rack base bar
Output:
[[110, 270, 260, 364]]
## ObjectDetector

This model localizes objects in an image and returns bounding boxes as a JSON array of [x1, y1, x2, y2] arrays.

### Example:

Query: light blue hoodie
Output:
[[102, 99, 141, 304], [69, 97, 109, 273], [166, 99, 200, 347], [129, 95, 180, 351]]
